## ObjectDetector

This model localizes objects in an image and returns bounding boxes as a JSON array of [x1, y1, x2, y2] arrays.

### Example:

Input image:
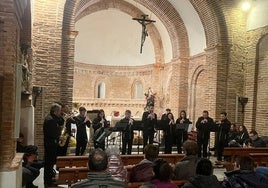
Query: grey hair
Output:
[[50, 103, 61, 114]]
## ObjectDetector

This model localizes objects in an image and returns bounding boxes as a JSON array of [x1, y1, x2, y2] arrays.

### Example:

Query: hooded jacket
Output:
[[182, 175, 222, 188], [222, 170, 268, 188]]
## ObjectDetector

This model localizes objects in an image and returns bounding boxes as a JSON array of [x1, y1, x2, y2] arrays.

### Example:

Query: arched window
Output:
[[97, 82, 105, 98], [135, 82, 143, 99]]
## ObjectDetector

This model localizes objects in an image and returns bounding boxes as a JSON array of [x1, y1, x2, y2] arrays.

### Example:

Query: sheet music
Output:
[[188, 124, 193, 132]]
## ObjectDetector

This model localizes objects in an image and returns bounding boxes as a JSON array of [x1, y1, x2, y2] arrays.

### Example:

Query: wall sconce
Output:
[[33, 86, 42, 107], [239, 97, 248, 113]]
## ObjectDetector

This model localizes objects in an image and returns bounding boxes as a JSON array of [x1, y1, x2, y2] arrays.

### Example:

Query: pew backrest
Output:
[[56, 156, 88, 169], [57, 154, 185, 169], [223, 147, 268, 163], [57, 167, 88, 187], [249, 153, 268, 166]]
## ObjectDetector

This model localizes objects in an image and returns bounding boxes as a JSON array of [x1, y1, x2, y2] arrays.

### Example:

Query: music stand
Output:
[[95, 128, 112, 144], [113, 121, 129, 152], [114, 121, 128, 132], [156, 120, 166, 130], [176, 123, 190, 131], [132, 120, 143, 154]]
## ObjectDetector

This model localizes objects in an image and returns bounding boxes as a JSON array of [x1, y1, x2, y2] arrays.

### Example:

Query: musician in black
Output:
[[142, 105, 157, 150], [92, 109, 109, 150], [119, 110, 134, 155], [43, 103, 62, 187], [161, 108, 171, 121], [163, 112, 176, 154], [175, 110, 191, 153], [215, 112, 231, 161], [57, 104, 76, 156], [195, 110, 214, 158], [74, 106, 91, 156]]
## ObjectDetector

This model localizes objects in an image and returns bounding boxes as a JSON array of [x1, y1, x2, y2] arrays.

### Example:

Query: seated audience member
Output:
[[256, 166, 268, 178], [106, 146, 127, 182], [128, 144, 159, 182], [222, 156, 268, 188], [182, 158, 222, 188], [227, 124, 238, 146], [235, 125, 249, 146], [248, 130, 266, 147], [174, 140, 199, 180], [72, 148, 126, 188], [17, 132, 25, 152], [22, 145, 42, 188], [150, 158, 177, 188]]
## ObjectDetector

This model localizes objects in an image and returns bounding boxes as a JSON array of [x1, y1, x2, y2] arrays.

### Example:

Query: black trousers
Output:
[[216, 140, 227, 161], [44, 141, 57, 184], [75, 138, 87, 156], [122, 133, 133, 155], [164, 133, 173, 154], [175, 130, 188, 153], [143, 130, 154, 150], [197, 137, 209, 158]]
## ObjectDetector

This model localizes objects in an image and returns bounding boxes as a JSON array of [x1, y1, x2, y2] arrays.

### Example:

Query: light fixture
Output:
[[242, 0, 251, 11]]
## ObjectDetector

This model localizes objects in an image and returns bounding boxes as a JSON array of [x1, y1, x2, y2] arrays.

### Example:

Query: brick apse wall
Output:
[[1, 0, 268, 167]]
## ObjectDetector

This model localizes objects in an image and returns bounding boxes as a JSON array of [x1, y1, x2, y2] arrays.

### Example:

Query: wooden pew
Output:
[[159, 154, 184, 164], [127, 180, 188, 188], [121, 155, 144, 166], [56, 154, 185, 169], [121, 154, 184, 165], [56, 156, 88, 169], [249, 153, 268, 166], [57, 167, 88, 187], [223, 147, 268, 163], [57, 166, 187, 188]]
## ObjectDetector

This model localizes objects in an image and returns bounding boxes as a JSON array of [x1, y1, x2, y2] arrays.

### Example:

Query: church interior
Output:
[[0, 0, 268, 187]]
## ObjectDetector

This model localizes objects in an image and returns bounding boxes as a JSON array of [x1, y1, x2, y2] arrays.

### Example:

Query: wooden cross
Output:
[[133, 15, 155, 53]]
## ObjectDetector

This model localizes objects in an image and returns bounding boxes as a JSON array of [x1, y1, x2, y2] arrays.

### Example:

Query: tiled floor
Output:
[[33, 156, 227, 188]]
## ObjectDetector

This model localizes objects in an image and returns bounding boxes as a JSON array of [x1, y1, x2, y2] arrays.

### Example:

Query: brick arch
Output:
[[61, 0, 78, 105], [189, 65, 205, 122], [75, 0, 190, 60], [75, 0, 164, 64], [135, 0, 189, 59], [253, 33, 268, 131], [189, 0, 228, 47]]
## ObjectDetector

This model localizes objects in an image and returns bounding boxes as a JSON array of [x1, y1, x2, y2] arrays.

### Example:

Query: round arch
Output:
[[75, 0, 165, 64]]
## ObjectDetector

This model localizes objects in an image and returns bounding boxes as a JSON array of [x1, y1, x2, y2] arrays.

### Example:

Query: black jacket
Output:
[[216, 118, 231, 143], [74, 115, 91, 141], [43, 113, 62, 144], [142, 111, 157, 132], [119, 117, 134, 138], [222, 170, 268, 188], [195, 116, 214, 140], [182, 175, 222, 188]]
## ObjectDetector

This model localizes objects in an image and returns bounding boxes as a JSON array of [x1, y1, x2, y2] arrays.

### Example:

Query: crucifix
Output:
[[133, 15, 155, 54]]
